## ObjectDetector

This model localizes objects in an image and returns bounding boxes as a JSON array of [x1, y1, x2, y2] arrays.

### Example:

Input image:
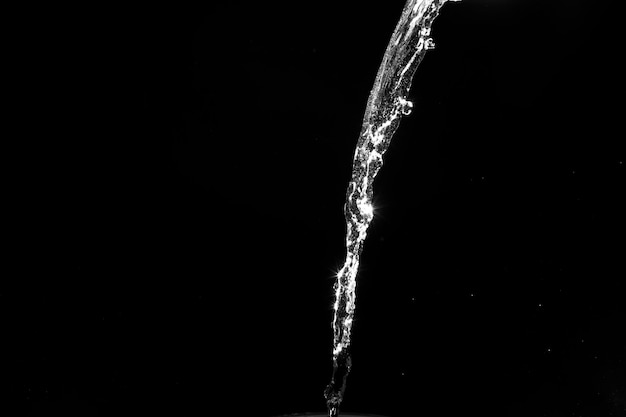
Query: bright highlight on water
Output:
[[325, 1, 460, 416]]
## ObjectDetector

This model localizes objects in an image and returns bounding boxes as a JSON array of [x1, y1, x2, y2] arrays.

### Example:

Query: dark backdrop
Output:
[[7, 1, 625, 416]]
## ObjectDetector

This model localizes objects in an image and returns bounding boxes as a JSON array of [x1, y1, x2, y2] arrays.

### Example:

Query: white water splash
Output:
[[325, 1, 460, 416]]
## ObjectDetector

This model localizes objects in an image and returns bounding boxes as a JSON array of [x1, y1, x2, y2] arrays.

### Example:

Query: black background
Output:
[[6, 0, 625, 416]]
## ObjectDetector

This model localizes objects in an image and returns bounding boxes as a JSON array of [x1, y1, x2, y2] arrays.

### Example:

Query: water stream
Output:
[[325, 1, 460, 415]]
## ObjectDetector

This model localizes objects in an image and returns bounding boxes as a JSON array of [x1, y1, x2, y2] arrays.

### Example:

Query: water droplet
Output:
[[399, 97, 413, 115]]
